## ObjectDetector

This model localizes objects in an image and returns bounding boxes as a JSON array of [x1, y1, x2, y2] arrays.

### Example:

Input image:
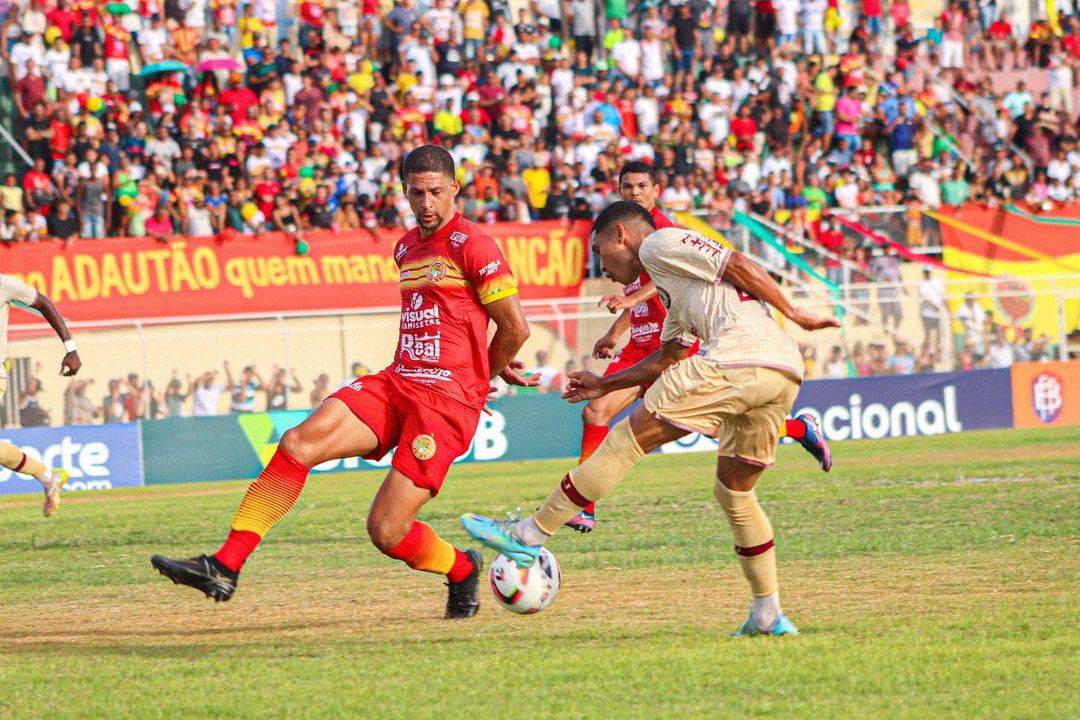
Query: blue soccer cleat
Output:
[[460, 512, 541, 568], [794, 413, 832, 472], [732, 611, 800, 637]]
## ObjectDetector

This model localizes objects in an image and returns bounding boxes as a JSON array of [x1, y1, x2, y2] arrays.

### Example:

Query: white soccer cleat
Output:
[[42, 468, 69, 517]]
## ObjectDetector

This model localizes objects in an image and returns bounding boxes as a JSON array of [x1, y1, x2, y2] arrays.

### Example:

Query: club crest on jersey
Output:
[[427, 260, 447, 282], [412, 434, 437, 460], [657, 287, 671, 308], [450, 231, 468, 247]]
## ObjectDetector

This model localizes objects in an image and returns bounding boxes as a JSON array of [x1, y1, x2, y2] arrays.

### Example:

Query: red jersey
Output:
[[391, 214, 517, 409], [624, 207, 677, 352]]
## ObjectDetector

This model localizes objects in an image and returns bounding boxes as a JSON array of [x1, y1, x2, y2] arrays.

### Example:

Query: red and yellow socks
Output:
[[384, 521, 475, 583], [579, 423, 609, 463], [214, 448, 310, 573]]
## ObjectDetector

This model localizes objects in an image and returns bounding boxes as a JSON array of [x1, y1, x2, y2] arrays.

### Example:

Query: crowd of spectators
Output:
[[55, 360, 365, 425], [1, 0, 1077, 256]]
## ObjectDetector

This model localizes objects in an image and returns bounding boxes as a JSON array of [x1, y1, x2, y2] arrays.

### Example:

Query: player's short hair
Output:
[[592, 200, 656, 239], [618, 161, 661, 185], [400, 144, 456, 183]]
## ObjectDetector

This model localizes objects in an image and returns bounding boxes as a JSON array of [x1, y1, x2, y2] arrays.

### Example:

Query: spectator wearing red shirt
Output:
[[730, 104, 758, 152], [862, 0, 883, 34], [218, 76, 261, 124], [815, 219, 846, 286], [102, 18, 132, 92], [22, 158, 57, 215], [49, 110, 74, 161], [14, 60, 46, 119], [47, 1, 80, 43]]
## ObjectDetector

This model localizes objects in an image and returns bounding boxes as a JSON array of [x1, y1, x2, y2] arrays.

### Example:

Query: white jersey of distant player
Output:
[[638, 227, 804, 381], [0, 274, 38, 379]]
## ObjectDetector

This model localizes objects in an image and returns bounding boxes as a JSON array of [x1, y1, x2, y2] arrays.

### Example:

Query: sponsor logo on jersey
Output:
[[450, 231, 468, 247], [630, 322, 660, 340], [401, 293, 441, 330], [657, 287, 670, 308], [624, 278, 642, 294], [427, 260, 447, 282], [395, 243, 408, 261], [630, 302, 650, 318], [400, 332, 442, 363], [412, 434, 437, 460], [1031, 372, 1064, 424], [478, 260, 502, 277], [394, 364, 452, 383], [348, 380, 364, 391]]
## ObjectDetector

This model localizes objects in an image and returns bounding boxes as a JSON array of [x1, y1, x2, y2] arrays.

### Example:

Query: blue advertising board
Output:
[[0, 422, 144, 495], [791, 368, 1014, 440]]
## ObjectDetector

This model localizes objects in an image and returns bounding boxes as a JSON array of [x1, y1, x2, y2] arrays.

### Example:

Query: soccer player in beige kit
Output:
[[0, 273, 82, 516], [463, 201, 839, 635]]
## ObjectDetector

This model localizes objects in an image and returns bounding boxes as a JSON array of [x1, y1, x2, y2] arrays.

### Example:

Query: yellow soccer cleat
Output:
[[42, 468, 69, 518]]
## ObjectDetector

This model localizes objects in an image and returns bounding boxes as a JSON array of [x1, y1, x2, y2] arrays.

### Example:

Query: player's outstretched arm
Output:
[[563, 339, 691, 403], [721, 252, 841, 332], [484, 294, 536, 386], [29, 292, 81, 376], [594, 309, 631, 359]]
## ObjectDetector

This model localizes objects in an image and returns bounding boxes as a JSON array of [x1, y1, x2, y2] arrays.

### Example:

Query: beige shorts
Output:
[[642, 356, 801, 467]]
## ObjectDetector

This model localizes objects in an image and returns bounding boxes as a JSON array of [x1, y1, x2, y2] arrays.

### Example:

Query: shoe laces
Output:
[[492, 507, 522, 534]]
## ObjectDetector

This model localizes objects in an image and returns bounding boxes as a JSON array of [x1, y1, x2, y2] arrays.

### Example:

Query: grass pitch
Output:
[[1, 427, 1077, 719]]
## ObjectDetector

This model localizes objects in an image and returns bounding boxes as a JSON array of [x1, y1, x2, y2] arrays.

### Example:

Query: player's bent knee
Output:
[[366, 514, 409, 554], [581, 401, 610, 425]]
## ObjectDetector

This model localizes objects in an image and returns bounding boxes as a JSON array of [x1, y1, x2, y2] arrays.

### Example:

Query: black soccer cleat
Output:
[[444, 549, 483, 619], [151, 554, 238, 602]]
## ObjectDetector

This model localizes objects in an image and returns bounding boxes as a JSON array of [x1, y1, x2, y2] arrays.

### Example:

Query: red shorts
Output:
[[604, 340, 701, 392], [330, 369, 480, 495], [604, 343, 654, 376]]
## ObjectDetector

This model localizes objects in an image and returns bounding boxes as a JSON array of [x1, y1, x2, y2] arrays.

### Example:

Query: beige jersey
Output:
[[0, 274, 39, 377], [638, 227, 804, 381]]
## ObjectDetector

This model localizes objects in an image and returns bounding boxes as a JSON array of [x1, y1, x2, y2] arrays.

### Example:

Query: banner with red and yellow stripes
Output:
[[934, 205, 1080, 339]]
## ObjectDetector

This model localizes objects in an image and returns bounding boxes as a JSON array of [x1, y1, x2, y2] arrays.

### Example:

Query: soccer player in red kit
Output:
[[151, 146, 536, 618], [565, 162, 831, 533]]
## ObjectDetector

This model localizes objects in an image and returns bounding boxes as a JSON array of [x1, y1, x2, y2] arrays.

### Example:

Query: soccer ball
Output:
[[488, 548, 561, 614]]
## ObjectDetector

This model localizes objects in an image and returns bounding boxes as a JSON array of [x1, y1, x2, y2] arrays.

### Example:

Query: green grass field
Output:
[[1, 427, 1078, 719]]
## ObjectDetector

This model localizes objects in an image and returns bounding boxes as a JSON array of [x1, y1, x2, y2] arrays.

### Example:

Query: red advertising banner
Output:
[[1, 221, 589, 325]]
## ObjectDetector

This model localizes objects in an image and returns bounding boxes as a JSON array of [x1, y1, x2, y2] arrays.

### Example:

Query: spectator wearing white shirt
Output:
[[985, 327, 1014, 369], [802, 0, 828, 54], [611, 33, 642, 80], [955, 293, 987, 359], [640, 27, 665, 84], [634, 85, 661, 136], [661, 175, 694, 212], [916, 268, 948, 349], [776, 0, 800, 45]]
